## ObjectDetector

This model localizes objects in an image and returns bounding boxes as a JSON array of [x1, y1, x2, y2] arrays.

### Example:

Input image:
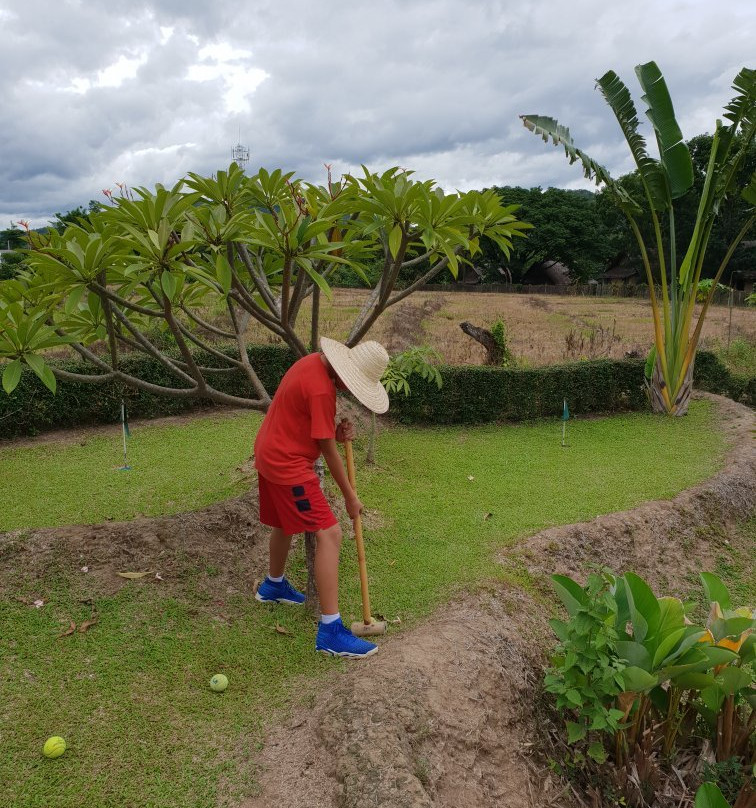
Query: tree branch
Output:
[[110, 305, 198, 385], [227, 300, 271, 403], [179, 305, 237, 339]]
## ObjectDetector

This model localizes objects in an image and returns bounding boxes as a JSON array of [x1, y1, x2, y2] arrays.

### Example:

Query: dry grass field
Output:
[[243, 289, 756, 367]]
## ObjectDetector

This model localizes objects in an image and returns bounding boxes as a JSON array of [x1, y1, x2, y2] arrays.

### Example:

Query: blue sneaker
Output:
[[255, 577, 306, 605], [316, 619, 378, 658]]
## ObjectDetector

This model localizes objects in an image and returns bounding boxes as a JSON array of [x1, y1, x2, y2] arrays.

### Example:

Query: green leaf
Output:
[[621, 666, 658, 692], [635, 61, 694, 199], [566, 721, 586, 743], [596, 69, 668, 210], [565, 689, 582, 706], [2, 358, 22, 394], [673, 672, 717, 690], [700, 572, 731, 611], [694, 782, 730, 808], [24, 354, 57, 394], [161, 269, 177, 300], [551, 574, 589, 617], [615, 640, 651, 669], [717, 666, 752, 696], [388, 223, 403, 260], [624, 572, 660, 643], [215, 253, 232, 296], [699, 646, 739, 667], [587, 741, 607, 763]]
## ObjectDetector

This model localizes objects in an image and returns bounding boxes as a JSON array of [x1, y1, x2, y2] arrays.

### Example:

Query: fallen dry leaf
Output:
[[116, 571, 151, 579], [274, 623, 292, 636], [483, 512, 493, 521], [78, 617, 99, 633], [388, 559, 396, 566], [58, 621, 76, 638]]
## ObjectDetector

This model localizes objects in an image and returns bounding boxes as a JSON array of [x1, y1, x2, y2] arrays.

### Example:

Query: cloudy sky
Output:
[[1, 0, 754, 228]]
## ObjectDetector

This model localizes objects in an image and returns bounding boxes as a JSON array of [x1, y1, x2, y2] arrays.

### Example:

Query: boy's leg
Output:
[[314, 522, 378, 658], [314, 523, 342, 615], [269, 527, 293, 578]]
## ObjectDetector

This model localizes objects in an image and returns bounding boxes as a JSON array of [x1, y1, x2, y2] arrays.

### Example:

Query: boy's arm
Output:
[[317, 437, 363, 520]]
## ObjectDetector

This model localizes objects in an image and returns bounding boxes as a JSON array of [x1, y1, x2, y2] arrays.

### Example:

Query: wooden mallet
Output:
[[344, 439, 387, 637]]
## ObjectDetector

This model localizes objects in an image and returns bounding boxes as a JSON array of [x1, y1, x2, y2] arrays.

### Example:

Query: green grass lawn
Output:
[[0, 412, 263, 531], [0, 401, 732, 807]]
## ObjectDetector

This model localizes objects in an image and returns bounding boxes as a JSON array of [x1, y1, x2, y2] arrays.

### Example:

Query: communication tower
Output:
[[232, 129, 250, 172]]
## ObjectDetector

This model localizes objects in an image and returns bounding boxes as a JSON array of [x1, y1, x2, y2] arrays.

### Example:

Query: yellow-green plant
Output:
[[522, 63, 755, 414]]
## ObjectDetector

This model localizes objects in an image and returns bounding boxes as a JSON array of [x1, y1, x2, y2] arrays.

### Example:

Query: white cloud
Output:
[[67, 53, 149, 94], [0, 0, 753, 228]]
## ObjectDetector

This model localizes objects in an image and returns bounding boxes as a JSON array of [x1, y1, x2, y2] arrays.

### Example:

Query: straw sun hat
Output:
[[320, 337, 390, 414]]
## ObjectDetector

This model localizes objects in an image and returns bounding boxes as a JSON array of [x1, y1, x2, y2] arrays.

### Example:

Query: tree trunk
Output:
[[647, 356, 695, 415], [459, 321, 502, 365]]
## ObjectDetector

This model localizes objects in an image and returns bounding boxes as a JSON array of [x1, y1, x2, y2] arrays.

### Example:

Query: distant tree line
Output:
[[3, 132, 753, 287]]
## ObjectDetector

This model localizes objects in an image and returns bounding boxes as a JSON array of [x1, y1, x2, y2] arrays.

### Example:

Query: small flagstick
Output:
[[120, 400, 131, 470], [561, 398, 569, 448]]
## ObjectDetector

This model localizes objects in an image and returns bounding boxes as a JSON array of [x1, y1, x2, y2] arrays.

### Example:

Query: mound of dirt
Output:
[[0, 492, 267, 602], [243, 588, 559, 808]]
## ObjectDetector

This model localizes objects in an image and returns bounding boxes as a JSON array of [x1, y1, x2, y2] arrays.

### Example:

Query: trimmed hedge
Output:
[[0, 347, 752, 439], [389, 358, 647, 424]]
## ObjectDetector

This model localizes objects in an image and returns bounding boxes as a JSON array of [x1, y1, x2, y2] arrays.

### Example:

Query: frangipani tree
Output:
[[522, 63, 755, 414], [0, 164, 530, 405]]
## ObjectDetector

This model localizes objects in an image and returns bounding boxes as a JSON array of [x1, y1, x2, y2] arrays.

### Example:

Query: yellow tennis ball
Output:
[[210, 674, 228, 692], [43, 736, 66, 759]]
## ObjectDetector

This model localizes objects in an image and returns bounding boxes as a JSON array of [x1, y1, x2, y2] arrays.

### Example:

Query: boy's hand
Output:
[[345, 493, 363, 521], [335, 418, 355, 443]]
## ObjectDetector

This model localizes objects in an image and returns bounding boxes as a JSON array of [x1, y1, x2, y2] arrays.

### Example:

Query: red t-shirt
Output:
[[254, 353, 336, 484]]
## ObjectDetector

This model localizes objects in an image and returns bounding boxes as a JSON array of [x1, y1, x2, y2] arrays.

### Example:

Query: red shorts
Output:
[[258, 474, 338, 535]]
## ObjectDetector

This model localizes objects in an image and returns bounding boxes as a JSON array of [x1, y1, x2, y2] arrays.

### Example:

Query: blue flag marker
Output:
[[120, 400, 131, 470], [561, 399, 569, 447]]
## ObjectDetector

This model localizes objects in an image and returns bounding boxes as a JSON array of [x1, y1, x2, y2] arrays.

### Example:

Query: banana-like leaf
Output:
[[520, 114, 643, 217], [635, 61, 694, 199], [596, 70, 668, 209]]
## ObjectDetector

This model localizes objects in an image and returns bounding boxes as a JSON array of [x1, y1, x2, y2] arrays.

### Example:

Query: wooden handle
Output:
[[344, 440, 372, 625]]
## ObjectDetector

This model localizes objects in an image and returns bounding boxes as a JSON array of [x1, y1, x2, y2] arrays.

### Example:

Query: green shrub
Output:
[[490, 319, 515, 366]]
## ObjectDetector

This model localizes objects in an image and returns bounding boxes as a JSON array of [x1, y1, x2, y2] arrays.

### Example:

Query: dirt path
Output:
[[240, 393, 755, 808]]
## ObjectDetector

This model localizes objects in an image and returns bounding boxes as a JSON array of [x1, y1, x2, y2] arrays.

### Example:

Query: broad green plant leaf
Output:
[[2, 359, 22, 394], [635, 61, 694, 199], [695, 782, 731, 808], [621, 665, 658, 692], [596, 69, 668, 210], [700, 572, 732, 611], [24, 354, 56, 394], [551, 574, 589, 617], [624, 572, 660, 643]]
